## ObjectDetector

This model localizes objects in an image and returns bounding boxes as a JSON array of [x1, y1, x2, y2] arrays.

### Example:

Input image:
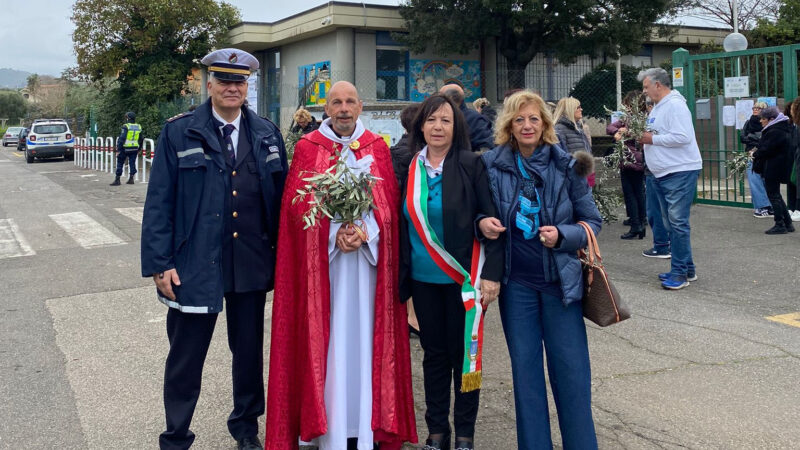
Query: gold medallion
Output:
[[349, 140, 360, 150]]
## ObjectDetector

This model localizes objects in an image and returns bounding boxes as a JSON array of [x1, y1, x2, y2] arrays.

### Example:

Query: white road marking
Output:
[[49, 212, 126, 248], [0, 218, 36, 259], [80, 174, 97, 178], [39, 170, 84, 174], [115, 207, 143, 224]]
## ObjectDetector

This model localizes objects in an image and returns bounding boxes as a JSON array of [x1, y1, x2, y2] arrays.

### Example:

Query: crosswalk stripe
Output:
[[0, 218, 36, 259], [49, 212, 126, 249], [115, 207, 143, 224]]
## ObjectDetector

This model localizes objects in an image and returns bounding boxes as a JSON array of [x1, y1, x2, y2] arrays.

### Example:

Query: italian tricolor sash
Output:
[[406, 156, 485, 393]]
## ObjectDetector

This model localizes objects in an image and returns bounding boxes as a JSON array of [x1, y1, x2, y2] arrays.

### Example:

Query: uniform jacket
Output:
[[397, 145, 505, 302], [482, 144, 601, 306], [461, 103, 495, 152], [740, 115, 763, 151], [754, 116, 793, 183], [141, 100, 288, 313]]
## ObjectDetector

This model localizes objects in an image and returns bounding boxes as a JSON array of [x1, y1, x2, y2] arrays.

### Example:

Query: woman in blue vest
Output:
[[481, 90, 601, 449]]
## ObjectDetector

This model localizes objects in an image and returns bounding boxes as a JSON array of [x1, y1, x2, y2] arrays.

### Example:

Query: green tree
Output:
[[748, 0, 800, 47], [71, 0, 239, 137], [397, 0, 687, 88], [569, 64, 642, 119], [0, 91, 27, 122], [26, 74, 39, 99]]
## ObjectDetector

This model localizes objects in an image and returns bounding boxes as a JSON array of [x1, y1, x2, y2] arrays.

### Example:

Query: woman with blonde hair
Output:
[[480, 90, 601, 449], [291, 108, 319, 135], [554, 97, 594, 186]]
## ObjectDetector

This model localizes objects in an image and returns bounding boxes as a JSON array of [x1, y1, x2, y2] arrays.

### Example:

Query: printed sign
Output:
[[722, 105, 736, 126], [724, 76, 750, 98], [672, 67, 684, 87], [298, 61, 331, 105], [757, 96, 777, 107]]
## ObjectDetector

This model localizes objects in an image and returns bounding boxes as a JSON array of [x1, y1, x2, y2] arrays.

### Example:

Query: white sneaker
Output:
[[791, 210, 800, 222]]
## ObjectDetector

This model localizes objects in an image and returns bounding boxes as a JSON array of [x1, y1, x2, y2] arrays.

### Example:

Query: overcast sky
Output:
[[1, 0, 715, 77]]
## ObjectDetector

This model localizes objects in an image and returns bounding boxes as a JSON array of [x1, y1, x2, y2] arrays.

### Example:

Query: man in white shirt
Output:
[[638, 67, 703, 290]]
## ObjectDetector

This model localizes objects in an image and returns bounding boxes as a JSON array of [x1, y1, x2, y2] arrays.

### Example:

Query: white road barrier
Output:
[[74, 137, 155, 183]]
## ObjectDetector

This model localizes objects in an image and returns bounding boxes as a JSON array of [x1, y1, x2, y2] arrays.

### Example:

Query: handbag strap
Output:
[[577, 221, 602, 265]]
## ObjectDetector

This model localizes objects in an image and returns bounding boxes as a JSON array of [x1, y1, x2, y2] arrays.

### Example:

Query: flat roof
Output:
[[228, 1, 729, 52]]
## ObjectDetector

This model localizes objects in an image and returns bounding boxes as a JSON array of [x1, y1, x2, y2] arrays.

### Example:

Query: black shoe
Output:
[[620, 228, 646, 240], [454, 439, 474, 450], [126, 175, 135, 184], [237, 436, 262, 450], [765, 224, 788, 235], [787, 224, 795, 233], [110, 176, 121, 186], [423, 434, 450, 450]]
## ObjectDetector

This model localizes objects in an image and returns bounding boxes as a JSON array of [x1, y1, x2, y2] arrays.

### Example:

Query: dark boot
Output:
[[765, 223, 788, 234], [110, 176, 121, 186], [620, 227, 646, 240], [126, 175, 135, 184]]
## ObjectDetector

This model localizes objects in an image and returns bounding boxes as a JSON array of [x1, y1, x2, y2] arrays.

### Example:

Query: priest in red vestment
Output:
[[266, 81, 417, 450]]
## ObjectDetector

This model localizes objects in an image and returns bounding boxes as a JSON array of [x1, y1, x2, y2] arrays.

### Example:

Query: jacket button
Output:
[[232, 211, 238, 218], [233, 232, 239, 238], [232, 190, 238, 197], [232, 170, 237, 176]]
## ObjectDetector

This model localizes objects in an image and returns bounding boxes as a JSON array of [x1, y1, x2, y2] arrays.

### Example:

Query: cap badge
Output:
[[229, 53, 238, 64]]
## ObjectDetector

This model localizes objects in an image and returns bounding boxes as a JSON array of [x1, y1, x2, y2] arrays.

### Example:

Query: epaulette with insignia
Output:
[[167, 111, 193, 123]]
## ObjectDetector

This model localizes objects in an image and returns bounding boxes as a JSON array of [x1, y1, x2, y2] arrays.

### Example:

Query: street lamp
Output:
[[723, 32, 748, 53]]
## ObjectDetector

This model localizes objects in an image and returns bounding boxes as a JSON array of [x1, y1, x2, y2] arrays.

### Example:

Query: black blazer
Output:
[[397, 146, 505, 301]]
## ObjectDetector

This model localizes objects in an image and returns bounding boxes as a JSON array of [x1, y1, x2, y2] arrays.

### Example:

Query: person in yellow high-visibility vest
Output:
[[111, 111, 143, 186]]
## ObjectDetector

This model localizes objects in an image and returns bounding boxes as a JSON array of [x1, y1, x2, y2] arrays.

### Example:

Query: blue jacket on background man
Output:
[[141, 100, 288, 313], [461, 103, 495, 152], [481, 143, 601, 305]]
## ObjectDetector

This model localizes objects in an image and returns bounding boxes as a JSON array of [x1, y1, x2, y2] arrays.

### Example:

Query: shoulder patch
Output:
[[167, 111, 193, 123]]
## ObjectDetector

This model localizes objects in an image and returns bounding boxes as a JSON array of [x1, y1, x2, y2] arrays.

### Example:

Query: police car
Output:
[[26, 119, 75, 163]]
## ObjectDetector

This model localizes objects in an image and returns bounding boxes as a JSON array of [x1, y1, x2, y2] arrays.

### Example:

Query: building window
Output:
[[376, 46, 409, 101]]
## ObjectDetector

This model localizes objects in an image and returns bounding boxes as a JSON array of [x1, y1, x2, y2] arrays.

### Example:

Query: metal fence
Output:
[[496, 53, 605, 102], [74, 137, 156, 183]]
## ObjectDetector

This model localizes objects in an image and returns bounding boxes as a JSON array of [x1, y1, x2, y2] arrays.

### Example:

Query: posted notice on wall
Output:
[[672, 67, 684, 87], [722, 105, 736, 126], [735, 99, 754, 129], [724, 76, 750, 98]]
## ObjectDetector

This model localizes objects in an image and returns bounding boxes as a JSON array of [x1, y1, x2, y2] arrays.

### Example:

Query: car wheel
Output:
[[26, 152, 34, 163]]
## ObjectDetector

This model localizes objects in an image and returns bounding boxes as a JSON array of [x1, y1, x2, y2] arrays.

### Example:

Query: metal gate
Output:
[[672, 45, 800, 207]]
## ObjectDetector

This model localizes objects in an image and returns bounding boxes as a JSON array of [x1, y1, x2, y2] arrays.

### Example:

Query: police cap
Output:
[[201, 48, 258, 82]]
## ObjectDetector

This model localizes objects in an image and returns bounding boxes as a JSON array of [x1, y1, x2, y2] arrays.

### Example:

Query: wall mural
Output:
[[410, 59, 481, 102], [298, 61, 331, 106]]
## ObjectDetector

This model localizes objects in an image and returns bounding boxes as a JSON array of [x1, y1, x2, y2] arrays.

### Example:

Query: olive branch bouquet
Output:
[[726, 151, 751, 179], [292, 144, 380, 240], [603, 103, 653, 169]]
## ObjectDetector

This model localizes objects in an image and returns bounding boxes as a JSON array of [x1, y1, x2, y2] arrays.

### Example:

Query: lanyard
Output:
[[515, 154, 541, 240]]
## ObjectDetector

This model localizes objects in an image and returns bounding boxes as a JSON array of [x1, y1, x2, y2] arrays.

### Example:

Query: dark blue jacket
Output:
[[141, 100, 288, 313], [481, 143, 601, 305], [461, 103, 494, 152]]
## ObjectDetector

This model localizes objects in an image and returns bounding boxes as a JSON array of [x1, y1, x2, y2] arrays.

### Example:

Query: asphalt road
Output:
[[0, 146, 798, 449]]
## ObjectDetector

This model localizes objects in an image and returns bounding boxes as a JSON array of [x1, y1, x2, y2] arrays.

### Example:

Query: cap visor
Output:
[[211, 71, 248, 82]]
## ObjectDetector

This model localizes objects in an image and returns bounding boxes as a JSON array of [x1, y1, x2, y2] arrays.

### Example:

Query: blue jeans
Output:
[[645, 173, 670, 253], [499, 281, 597, 450], [116, 150, 138, 176], [652, 170, 699, 277], [746, 160, 770, 210]]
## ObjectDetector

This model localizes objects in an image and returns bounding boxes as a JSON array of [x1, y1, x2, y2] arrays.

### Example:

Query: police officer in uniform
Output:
[[141, 48, 288, 450], [110, 111, 143, 185]]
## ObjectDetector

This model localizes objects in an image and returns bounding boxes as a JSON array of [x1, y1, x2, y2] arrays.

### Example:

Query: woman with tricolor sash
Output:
[[480, 90, 601, 449], [397, 94, 504, 450]]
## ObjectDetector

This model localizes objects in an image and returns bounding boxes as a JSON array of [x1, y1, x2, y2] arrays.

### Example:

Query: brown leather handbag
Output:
[[577, 221, 630, 326]]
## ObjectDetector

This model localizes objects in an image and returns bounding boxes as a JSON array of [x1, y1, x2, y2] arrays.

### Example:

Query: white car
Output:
[[26, 120, 75, 163]]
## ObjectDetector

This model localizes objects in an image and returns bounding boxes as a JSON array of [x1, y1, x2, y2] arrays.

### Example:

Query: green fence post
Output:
[[672, 48, 691, 106], [783, 46, 798, 102]]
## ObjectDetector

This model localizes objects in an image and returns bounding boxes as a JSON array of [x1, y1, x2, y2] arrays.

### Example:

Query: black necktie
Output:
[[222, 124, 236, 165]]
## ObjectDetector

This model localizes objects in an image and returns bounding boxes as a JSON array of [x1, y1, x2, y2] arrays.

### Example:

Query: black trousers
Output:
[[787, 182, 797, 211], [763, 177, 793, 227], [411, 280, 479, 438], [620, 169, 646, 229], [115, 150, 137, 176], [159, 290, 266, 450]]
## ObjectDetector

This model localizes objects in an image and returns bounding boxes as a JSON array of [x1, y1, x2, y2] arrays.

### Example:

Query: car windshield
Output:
[[6, 127, 23, 134], [33, 124, 68, 134]]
